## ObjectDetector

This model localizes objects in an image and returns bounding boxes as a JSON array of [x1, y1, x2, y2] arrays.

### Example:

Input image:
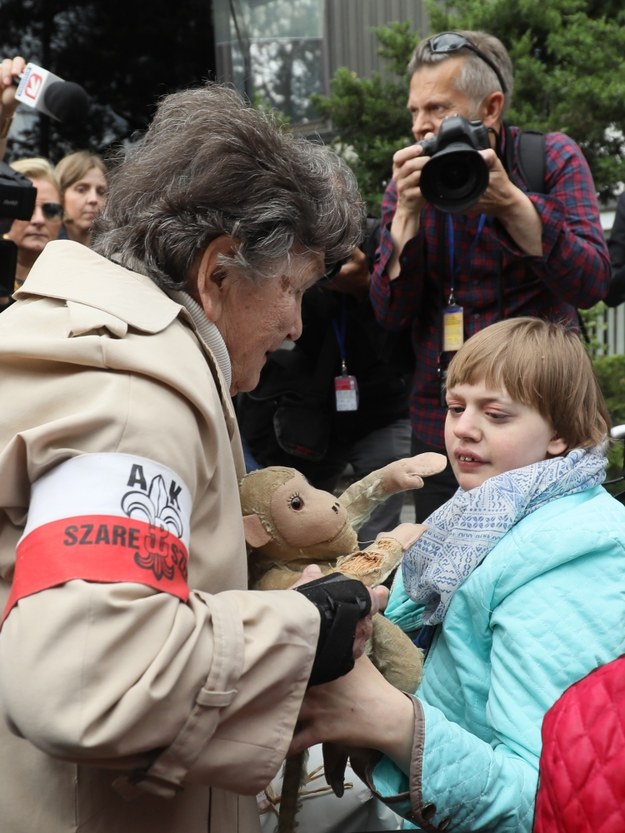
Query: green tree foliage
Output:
[[313, 0, 625, 214], [591, 352, 625, 486], [311, 21, 417, 216]]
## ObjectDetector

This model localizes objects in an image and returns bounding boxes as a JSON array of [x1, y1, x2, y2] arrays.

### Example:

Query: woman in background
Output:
[[4, 156, 63, 291], [55, 149, 108, 247]]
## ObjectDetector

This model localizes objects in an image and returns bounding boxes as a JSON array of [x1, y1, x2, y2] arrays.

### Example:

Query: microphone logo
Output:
[[22, 70, 44, 103], [14, 63, 89, 123]]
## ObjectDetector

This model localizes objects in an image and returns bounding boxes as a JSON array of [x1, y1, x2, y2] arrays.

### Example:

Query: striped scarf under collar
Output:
[[402, 445, 608, 625]]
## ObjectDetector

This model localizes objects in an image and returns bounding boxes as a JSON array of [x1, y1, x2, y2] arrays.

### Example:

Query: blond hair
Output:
[[446, 318, 610, 449], [10, 156, 61, 197]]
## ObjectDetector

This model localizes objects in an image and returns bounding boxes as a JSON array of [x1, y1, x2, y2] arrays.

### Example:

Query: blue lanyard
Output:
[[446, 213, 487, 304], [331, 296, 348, 374]]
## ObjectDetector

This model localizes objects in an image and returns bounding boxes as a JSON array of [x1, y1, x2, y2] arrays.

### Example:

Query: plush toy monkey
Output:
[[240, 452, 446, 590], [239, 453, 447, 832]]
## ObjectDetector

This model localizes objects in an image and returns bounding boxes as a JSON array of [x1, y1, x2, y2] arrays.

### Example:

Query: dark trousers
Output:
[[410, 435, 459, 522]]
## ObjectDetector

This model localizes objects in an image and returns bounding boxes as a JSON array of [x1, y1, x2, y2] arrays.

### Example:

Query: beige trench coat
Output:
[[0, 241, 320, 833]]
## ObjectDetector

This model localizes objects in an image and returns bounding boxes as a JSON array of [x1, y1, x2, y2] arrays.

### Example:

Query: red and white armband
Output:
[[2, 453, 192, 623]]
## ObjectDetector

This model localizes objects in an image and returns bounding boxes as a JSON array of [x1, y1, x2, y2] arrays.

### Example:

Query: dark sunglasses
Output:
[[428, 32, 508, 95], [37, 202, 64, 220]]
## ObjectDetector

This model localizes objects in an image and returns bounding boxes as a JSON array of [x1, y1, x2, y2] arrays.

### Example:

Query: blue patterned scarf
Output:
[[402, 446, 608, 625]]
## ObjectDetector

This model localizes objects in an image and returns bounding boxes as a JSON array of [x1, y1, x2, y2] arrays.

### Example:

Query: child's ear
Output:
[[547, 434, 568, 456]]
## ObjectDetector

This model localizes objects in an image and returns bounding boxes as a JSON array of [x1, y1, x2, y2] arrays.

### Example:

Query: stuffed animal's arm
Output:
[[339, 452, 447, 530], [335, 522, 426, 587], [256, 523, 426, 590]]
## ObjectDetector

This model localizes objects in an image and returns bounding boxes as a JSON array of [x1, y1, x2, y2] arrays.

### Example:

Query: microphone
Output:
[[14, 62, 89, 123]]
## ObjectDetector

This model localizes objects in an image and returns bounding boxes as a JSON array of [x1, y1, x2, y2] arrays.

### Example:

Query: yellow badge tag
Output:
[[443, 305, 464, 352]]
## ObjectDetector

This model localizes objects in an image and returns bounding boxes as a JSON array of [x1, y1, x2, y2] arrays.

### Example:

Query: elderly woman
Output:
[[55, 149, 108, 247], [0, 83, 381, 833]]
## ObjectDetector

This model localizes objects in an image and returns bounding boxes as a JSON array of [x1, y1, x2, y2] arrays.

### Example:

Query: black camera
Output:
[[418, 115, 490, 213], [0, 161, 36, 300]]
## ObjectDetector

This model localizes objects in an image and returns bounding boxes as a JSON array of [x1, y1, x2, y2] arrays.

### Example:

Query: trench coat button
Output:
[[440, 817, 451, 830]]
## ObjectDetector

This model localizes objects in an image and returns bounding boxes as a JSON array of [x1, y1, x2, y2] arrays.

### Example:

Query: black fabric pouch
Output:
[[272, 398, 331, 461]]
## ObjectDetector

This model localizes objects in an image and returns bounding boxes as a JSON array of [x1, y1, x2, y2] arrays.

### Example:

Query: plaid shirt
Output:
[[370, 126, 610, 451]]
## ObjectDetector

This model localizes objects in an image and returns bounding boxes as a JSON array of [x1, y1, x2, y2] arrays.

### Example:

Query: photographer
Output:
[[370, 29, 610, 520]]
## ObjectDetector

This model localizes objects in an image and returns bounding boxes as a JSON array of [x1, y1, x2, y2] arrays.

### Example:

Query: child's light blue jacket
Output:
[[376, 485, 625, 832]]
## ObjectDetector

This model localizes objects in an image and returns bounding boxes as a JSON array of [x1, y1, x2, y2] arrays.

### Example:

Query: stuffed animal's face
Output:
[[240, 467, 359, 563]]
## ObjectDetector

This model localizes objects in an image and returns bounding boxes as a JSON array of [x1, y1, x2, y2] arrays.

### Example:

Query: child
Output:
[[289, 317, 625, 833]]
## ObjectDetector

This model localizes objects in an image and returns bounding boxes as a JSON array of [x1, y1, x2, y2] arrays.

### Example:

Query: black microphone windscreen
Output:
[[43, 80, 89, 123]]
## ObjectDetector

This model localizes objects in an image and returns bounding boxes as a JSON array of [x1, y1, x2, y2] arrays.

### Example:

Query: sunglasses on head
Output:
[[37, 202, 64, 220], [428, 32, 508, 95]]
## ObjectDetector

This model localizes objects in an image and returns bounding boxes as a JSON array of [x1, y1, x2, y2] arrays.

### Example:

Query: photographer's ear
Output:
[[480, 90, 505, 129]]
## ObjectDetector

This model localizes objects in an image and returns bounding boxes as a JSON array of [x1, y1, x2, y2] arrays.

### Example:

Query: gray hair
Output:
[[408, 30, 513, 117], [92, 83, 365, 290]]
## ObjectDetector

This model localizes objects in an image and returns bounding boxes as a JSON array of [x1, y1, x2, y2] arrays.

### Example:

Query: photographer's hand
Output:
[[387, 139, 431, 278], [472, 148, 542, 256], [323, 247, 370, 300]]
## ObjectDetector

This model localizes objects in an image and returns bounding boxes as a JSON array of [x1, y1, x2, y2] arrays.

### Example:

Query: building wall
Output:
[[213, 0, 427, 124], [324, 0, 427, 82]]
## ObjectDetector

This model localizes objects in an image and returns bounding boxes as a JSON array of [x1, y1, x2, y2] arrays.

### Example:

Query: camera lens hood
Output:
[[420, 142, 489, 213]]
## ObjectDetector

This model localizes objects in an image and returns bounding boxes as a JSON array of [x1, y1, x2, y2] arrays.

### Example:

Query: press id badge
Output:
[[442, 304, 464, 352], [335, 374, 359, 411]]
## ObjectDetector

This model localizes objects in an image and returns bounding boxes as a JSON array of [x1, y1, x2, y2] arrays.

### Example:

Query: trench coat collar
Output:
[[15, 240, 180, 334]]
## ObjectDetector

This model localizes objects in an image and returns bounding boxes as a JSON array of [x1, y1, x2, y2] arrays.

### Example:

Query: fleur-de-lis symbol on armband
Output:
[[121, 474, 186, 582]]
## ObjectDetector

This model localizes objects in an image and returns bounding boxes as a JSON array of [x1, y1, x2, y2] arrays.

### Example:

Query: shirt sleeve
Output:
[[516, 131, 610, 308], [369, 180, 427, 332]]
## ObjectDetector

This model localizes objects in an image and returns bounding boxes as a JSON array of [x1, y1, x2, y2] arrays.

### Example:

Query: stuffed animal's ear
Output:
[[243, 513, 273, 549]]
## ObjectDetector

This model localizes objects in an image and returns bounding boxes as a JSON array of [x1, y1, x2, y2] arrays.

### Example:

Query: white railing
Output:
[[594, 303, 625, 356]]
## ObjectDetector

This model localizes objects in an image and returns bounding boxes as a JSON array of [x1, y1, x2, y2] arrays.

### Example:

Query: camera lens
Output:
[[439, 159, 474, 191], [420, 145, 489, 213]]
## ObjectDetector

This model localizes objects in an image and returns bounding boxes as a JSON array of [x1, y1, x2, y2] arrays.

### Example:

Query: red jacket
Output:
[[534, 655, 625, 833]]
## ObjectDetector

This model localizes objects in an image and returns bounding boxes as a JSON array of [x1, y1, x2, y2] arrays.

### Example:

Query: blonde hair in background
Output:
[[10, 156, 61, 196], [446, 317, 610, 450]]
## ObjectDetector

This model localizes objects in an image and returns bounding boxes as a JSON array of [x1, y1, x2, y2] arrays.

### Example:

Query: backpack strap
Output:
[[503, 125, 546, 194], [517, 129, 546, 193], [505, 127, 591, 342]]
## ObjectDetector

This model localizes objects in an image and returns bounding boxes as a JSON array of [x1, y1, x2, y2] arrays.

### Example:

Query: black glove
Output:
[[295, 572, 371, 687]]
